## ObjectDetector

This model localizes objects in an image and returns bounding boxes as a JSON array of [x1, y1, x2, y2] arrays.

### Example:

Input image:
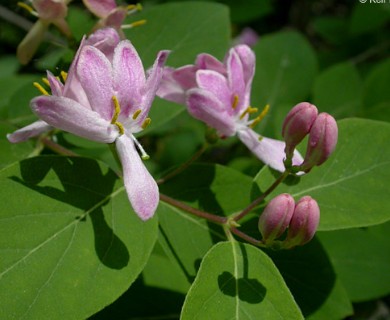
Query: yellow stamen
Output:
[[111, 96, 121, 124], [127, 3, 142, 12], [239, 106, 258, 120], [121, 19, 147, 29], [132, 109, 142, 120], [141, 154, 150, 160], [232, 94, 239, 109], [250, 104, 270, 129], [111, 96, 125, 135], [33, 82, 49, 96], [41, 77, 50, 87], [17, 2, 37, 16], [141, 118, 151, 129], [258, 136, 264, 141], [61, 71, 68, 82]]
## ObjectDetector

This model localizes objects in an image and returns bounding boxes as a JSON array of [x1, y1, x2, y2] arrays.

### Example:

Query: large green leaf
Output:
[[181, 241, 304, 319], [126, 2, 230, 67], [266, 238, 352, 320], [318, 221, 390, 302], [312, 62, 363, 118], [0, 156, 158, 319], [254, 118, 390, 230]]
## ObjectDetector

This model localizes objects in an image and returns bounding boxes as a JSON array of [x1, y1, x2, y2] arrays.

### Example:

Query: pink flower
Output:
[[17, 0, 72, 64], [157, 45, 303, 172], [9, 28, 170, 220], [82, 0, 144, 37]]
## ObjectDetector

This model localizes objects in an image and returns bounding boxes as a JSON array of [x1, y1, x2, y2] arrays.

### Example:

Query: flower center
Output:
[[232, 94, 270, 129]]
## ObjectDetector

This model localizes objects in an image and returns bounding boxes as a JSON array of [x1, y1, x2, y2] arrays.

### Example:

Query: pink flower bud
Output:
[[258, 193, 295, 243], [300, 113, 338, 172], [282, 102, 318, 159], [285, 196, 320, 248]]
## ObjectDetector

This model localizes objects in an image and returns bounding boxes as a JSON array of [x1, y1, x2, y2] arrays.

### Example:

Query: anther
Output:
[[232, 94, 239, 109], [240, 106, 258, 120], [17, 2, 38, 17], [60, 71, 67, 82], [33, 82, 49, 96], [41, 77, 50, 87], [250, 104, 270, 128], [132, 109, 142, 120], [127, 3, 142, 13], [141, 117, 151, 129], [121, 19, 147, 29]]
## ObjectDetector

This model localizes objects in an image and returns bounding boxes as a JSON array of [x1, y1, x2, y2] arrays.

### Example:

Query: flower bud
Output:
[[258, 193, 295, 244], [285, 196, 320, 248], [282, 102, 318, 160], [300, 112, 338, 172]]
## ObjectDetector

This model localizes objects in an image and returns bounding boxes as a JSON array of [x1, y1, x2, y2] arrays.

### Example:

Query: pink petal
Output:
[[226, 49, 246, 114], [7, 120, 52, 143], [77, 45, 114, 120], [171, 65, 197, 90], [156, 67, 187, 104], [116, 134, 159, 221], [113, 40, 146, 117], [31, 96, 118, 143], [85, 27, 120, 62], [237, 129, 304, 172], [82, 0, 117, 18], [47, 71, 63, 96], [195, 53, 226, 74], [233, 44, 255, 100], [33, 0, 68, 20], [186, 88, 236, 137], [196, 70, 231, 111]]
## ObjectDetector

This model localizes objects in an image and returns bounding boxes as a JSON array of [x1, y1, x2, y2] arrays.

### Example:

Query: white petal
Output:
[[237, 129, 304, 172], [116, 134, 159, 220], [7, 120, 52, 143]]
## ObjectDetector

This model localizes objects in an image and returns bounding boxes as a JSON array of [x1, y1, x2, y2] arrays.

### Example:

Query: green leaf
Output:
[[266, 238, 352, 320], [254, 118, 390, 230], [312, 62, 363, 118], [0, 156, 158, 319], [181, 241, 304, 319], [362, 58, 390, 120], [349, 3, 390, 35], [0, 122, 35, 169], [318, 221, 390, 302], [126, 2, 231, 67], [251, 31, 318, 109]]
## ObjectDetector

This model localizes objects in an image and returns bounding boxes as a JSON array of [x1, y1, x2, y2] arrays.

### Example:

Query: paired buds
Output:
[[282, 102, 338, 172], [258, 193, 320, 248]]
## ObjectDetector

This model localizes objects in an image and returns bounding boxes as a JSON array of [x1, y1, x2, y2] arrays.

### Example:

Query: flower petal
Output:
[[7, 120, 52, 143], [233, 44, 255, 100], [85, 27, 120, 62], [77, 45, 114, 120], [196, 70, 231, 111], [31, 95, 118, 143], [226, 49, 246, 113], [186, 88, 236, 137], [195, 53, 226, 74], [116, 134, 159, 221], [237, 129, 304, 172], [82, 0, 116, 18]]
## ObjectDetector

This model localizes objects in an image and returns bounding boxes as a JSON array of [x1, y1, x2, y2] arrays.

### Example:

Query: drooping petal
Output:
[[77, 45, 114, 120], [103, 7, 128, 30], [82, 0, 117, 18], [156, 67, 187, 104], [116, 134, 159, 221], [7, 120, 52, 143], [226, 51, 247, 116], [237, 128, 304, 172], [113, 40, 146, 117], [196, 70, 231, 111], [186, 88, 236, 137], [31, 96, 118, 143]]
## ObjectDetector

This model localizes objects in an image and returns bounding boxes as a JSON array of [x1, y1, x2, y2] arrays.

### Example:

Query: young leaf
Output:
[[0, 156, 158, 319], [254, 118, 390, 230], [181, 241, 304, 319]]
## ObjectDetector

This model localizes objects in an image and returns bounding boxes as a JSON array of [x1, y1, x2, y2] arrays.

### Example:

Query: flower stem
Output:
[[157, 143, 208, 184], [159, 193, 227, 225], [233, 170, 290, 222], [230, 227, 265, 247], [40, 136, 78, 156]]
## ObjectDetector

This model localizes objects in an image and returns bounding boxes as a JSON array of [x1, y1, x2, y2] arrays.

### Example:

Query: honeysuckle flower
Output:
[[232, 27, 259, 47], [157, 45, 303, 172], [17, 0, 72, 64], [8, 28, 120, 143], [8, 28, 169, 220], [82, 0, 144, 38]]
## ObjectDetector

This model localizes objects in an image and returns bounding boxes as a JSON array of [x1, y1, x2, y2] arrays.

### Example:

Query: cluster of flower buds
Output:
[[282, 102, 338, 173], [258, 193, 320, 248]]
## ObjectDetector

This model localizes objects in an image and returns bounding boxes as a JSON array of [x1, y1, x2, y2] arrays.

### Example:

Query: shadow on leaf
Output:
[[10, 156, 129, 269]]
